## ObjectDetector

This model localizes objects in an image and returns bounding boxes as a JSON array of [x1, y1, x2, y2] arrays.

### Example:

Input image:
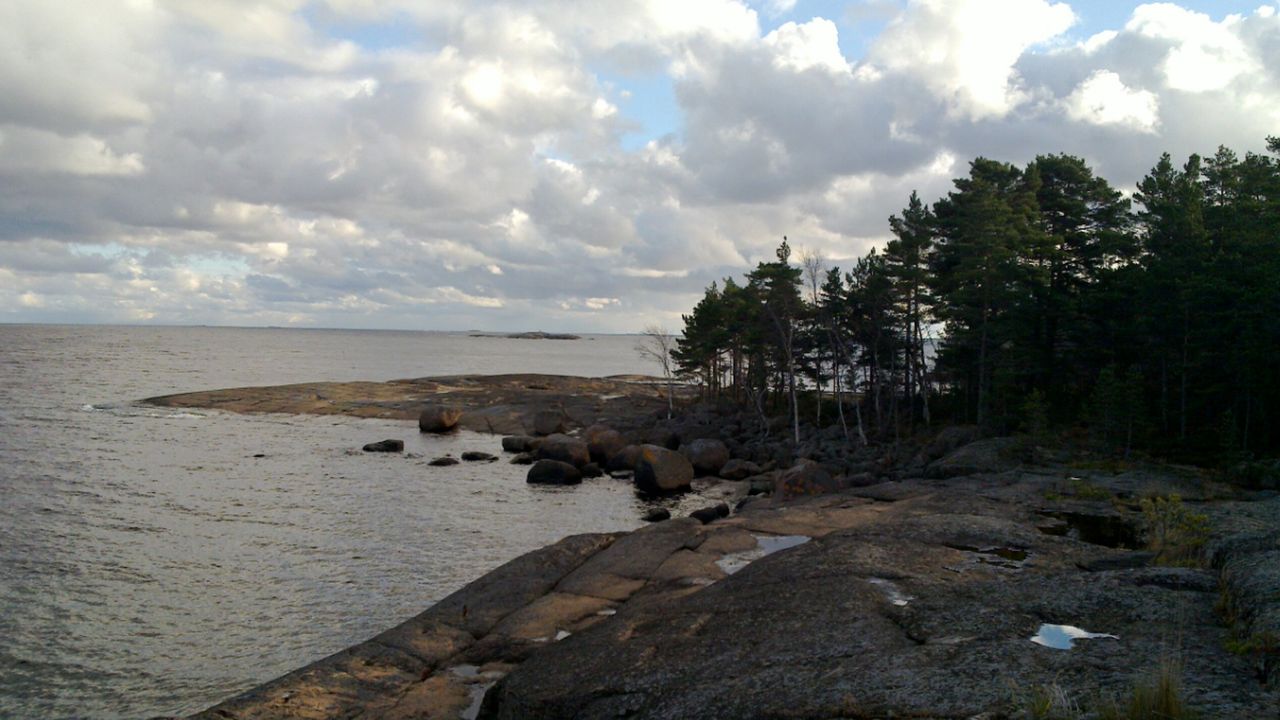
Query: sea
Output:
[[0, 325, 707, 720]]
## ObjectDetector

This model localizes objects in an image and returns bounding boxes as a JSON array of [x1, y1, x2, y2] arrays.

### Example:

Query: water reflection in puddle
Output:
[[1030, 623, 1118, 649], [946, 544, 1030, 569], [715, 535, 811, 574], [449, 665, 505, 720]]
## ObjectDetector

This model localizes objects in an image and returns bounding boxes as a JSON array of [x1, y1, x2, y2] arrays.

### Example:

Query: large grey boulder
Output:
[[926, 437, 1018, 479], [526, 459, 582, 485], [532, 410, 566, 436], [633, 444, 694, 494], [585, 425, 626, 465], [681, 438, 730, 477], [774, 459, 841, 499], [418, 404, 462, 433], [607, 445, 642, 472], [537, 434, 590, 468], [718, 458, 761, 480]]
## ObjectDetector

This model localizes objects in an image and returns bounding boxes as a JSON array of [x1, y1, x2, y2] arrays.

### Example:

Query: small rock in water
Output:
[[252, 453, 266, 458], [642, 508, 671, 523], [362, 439, 405, 453], [429, 456, 460, 467], [509, 452, 537, 465], [689, 503, 730, 524], [527, 459, 582, 485], [461, 451, 496, 462]]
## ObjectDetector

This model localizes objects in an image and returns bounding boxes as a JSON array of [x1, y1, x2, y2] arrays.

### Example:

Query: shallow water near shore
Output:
[[0, 325, 707, 719]]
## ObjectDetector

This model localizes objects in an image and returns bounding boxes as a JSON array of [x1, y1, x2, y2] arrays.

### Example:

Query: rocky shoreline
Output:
[[155, 378, 1279, 719]]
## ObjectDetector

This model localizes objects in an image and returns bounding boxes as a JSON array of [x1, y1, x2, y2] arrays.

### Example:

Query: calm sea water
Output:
[[0, 325, 703, 719]]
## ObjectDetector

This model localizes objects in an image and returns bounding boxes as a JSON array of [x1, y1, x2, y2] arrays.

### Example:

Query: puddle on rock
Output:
[[1038, 511, 1141, 548], [554, 630, 571, 641], [715, 535, 811, 574], [867, 577, 913, 606], [1030, 623, 1119, 650], [596, 608, 617, 616], [461, 680, 496, 720], [946, 544, 1029, 569]]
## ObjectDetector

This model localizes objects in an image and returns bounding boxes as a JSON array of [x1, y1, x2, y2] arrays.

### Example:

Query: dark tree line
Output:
[[674, 138, 1280, 463]]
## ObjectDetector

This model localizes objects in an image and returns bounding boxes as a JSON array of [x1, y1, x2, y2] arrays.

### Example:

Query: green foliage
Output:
[[1020, 389, 1050, 440], [673, 137, 1280, 459], [1139, 495, 1209, 566]]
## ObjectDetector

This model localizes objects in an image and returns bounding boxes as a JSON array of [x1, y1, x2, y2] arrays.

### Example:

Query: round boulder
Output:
[[419, 405, 462, 433], [689, 503, 731, 524], [428, 456, 459, 467], [774, 459, 841, 499], [527, 459, 582, 485], [719, 458, 761, 480], [537, 433, 590, 468], [681, 438, 730, 477], [585, 425, 626, 465], [501, 435, 540, 453], [633, 444, 694, 494], [607, 445, 642, 472], [362, 439, 404, 453], [461, 451, 496, 462], [642, 508, 671, 523], [532, 410, 566, 436]]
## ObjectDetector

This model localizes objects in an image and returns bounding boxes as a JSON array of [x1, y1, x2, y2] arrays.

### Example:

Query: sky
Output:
[[2, 0, 1278, 332]]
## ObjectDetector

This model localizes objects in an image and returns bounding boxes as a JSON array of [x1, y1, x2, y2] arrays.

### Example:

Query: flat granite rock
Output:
[[477, 485, 1280, 720]]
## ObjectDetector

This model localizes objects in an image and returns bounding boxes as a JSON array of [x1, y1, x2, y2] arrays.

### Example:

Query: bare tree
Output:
[[799, 247, 826, 425], [636, 325, 676, 419]]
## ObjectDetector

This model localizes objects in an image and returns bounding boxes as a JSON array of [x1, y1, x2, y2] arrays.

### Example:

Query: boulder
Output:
[[537, 434, 590, 468], [718, 458, 761, 480], [502, 435, 540, 453], [642, 508, 672, 523], [689, 503, 730, 524], [461, 451, 497, 462], [418, 404, 462, 433], [581, 463, 604, 478], [362, 439, 404, 453], [916, 425, 983, 465], [585, 426, 627, 465], [606, 445, 642, 472], [526, 459, 582, 485], [774, 459, 842, 499], [509, 452, 537, 465], [925, 437, 1018, 479], [532, 410, 566, 436], [428, 456, 459, 467], [633, 444, 694, 494], [681, 438, 730, 477]]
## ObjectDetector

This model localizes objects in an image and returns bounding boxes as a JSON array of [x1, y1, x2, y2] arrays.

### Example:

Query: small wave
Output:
[[78, 403, 204, 420]]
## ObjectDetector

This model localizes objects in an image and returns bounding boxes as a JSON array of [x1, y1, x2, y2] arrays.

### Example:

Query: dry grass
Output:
[[1098, 656, 1197, 720]]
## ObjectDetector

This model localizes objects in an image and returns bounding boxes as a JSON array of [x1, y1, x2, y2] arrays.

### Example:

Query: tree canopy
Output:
[[674, 138, 1280, 463]]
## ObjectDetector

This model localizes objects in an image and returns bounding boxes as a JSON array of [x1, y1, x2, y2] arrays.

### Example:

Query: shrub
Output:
[[1139, 495, 1209, 567]]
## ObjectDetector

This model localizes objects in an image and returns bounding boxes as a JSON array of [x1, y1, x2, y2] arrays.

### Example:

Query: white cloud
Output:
[[763, 19, 851, 74], [1, 0, 1279, 331], [0, 126, 145, 176], [1064, 70, 1160, 133], [871, 0, 1077, 118], [1126, 3, 1260, 92]]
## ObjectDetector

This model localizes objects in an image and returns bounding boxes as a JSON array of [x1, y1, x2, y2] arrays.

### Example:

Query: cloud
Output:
[[1063, 70, 1160, 133], [1, 0, 1278, 331], [870, 0, 1077, 119]]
